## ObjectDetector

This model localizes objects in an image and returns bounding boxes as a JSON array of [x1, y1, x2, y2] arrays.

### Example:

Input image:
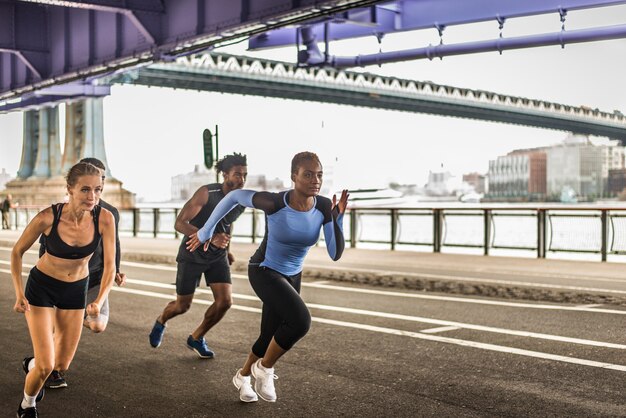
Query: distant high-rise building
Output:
[[487, 150, 546, 200], [599, 141, 625, 195], [246, 174, 285, 191], [608, 168, 626, 195], [462, 172, 486, 194], [546, 134, 604, 199], [425, 170, 460, 196], [171, 165, 217, 201]]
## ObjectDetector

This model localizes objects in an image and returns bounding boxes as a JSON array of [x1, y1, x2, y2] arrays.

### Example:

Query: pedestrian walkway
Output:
[[1, 230, 625, 306]]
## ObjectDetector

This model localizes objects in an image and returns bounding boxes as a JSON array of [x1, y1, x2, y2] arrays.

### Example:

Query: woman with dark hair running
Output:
[[11, 162, 117, 418], [187, 151, 348, 403]]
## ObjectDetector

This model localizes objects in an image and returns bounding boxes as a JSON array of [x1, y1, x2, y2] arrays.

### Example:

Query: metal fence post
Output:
[[153, 208, 159, 238], [251, 209, 257, 244], [174, 208, 180, 239], [537, 209, 546, 258], [484, 209, 491, 256], [390, 209, 397, 251], [350, 209, 357, 248], [601, 210, 608, 262], [132, 209, 139, 237], [433, 209, 442, 253]]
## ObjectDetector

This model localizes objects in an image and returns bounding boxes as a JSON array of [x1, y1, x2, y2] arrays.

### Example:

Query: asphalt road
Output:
[[1, 246, 625, 417]]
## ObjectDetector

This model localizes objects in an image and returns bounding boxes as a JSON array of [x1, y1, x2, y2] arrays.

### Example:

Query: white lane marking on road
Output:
[[420, 326, 461, 334], [122, 260, 177, 271], [123, 278, 626, 349], [576, 304, 603, 309], [119, 261, 626, 315], [3, 246, 626, 287], [110, 286, 626, 372], [3, 259, 626, 315], [311, 316, 626, 372], [1, 268, 625, 368]]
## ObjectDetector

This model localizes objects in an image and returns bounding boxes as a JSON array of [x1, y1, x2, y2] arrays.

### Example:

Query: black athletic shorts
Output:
[[176, 255, 231, 296], [25, 266, 88, 309]]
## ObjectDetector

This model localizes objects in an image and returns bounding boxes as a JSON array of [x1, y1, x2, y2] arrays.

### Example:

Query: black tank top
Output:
[[45, 203, 102, 260], [176, 184, 246, 264]]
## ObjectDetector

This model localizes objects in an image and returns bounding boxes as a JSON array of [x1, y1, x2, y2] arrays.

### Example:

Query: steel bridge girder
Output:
[[249, 0, 626, 49], [0, 0, 386, 103]]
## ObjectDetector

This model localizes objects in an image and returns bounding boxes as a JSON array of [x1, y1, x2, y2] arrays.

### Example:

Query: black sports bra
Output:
[[44, 203, 102, 260]]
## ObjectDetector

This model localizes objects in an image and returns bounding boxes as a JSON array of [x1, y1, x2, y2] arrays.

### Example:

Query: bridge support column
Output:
[[31, 107, 62, 178], [16, 110, 39, 179], [63, 98, 112, 177], [5, 99, 134, 208]]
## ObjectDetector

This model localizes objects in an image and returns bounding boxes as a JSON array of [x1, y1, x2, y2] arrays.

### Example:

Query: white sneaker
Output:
[[232, 369, 258, 403], [251, 359, 278, 402]]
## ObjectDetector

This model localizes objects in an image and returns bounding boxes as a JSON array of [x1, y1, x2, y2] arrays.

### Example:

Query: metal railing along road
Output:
[[5, 205, 626, 262]]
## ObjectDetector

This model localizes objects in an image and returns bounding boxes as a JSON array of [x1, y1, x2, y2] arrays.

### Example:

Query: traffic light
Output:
[[203, 128, 214, 169]]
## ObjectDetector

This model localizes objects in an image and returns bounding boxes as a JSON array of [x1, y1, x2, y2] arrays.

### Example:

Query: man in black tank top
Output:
[[149, 153, 248, 358]]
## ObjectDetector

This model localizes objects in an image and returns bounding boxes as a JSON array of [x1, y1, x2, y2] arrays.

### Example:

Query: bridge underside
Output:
[[110, 61, 626, 141], [2, 0, 626, 111], [0, 0, 383, 103]]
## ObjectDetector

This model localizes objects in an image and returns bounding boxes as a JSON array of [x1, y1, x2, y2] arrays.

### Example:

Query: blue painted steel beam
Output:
[[250, 5, 398, 49], [0, 0, 386, 104], [0, 81, 110, 112], [324, 24, 626, 67], [15, 1, 165, 13], [250, 0, 626, 49]]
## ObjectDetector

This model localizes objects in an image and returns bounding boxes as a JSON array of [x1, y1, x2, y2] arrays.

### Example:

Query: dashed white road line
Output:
[[2, 264, 625, 372], [111, 286, 626, 372], [2, 258, 626, 315], [106, 260, 626, 315], [420, 326, 461, 334], [124, 277, 626, 350], [3, 245, 626, 290]]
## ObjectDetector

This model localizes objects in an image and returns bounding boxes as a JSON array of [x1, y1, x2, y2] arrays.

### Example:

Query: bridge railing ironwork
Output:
[[5, 205, 626, 262]]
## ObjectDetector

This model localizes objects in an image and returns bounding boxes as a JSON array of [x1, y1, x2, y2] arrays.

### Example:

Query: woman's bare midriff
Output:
[[36, 252, 92, 282]]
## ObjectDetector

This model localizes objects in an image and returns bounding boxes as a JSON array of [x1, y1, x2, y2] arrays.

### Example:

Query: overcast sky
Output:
[[1, 4, 625, 201]]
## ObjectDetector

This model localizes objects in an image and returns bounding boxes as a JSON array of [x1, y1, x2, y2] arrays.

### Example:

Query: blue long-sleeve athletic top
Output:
[[196, 189, 345, 276]]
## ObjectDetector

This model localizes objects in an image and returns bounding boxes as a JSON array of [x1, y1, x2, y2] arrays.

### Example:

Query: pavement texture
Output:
[[2, 229, 625, 417], [2, 230, 625, 306]]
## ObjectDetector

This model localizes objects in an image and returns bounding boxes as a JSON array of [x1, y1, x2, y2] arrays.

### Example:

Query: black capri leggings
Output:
[[248, 265, 311, 357]]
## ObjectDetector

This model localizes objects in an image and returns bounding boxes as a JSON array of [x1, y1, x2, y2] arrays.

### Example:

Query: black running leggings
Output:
[[248, 265, 311, 357]]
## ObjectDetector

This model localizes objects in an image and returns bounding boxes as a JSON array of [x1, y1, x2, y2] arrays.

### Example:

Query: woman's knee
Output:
[[32, 360, 54, 378], [291, 310, 312, 339]]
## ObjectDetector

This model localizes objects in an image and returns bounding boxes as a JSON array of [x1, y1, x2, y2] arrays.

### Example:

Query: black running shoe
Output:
[[17, 403, 38, 418], [45, 370, 67, 389], [21, 357, 44, 402]]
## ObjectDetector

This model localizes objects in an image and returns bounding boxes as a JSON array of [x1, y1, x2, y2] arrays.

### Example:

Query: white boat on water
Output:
[[344, 188, 417, 208], [459, 191, 484, 203]]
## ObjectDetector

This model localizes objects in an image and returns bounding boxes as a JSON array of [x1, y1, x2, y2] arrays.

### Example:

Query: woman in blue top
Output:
[[187, 151, 349, 403]]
